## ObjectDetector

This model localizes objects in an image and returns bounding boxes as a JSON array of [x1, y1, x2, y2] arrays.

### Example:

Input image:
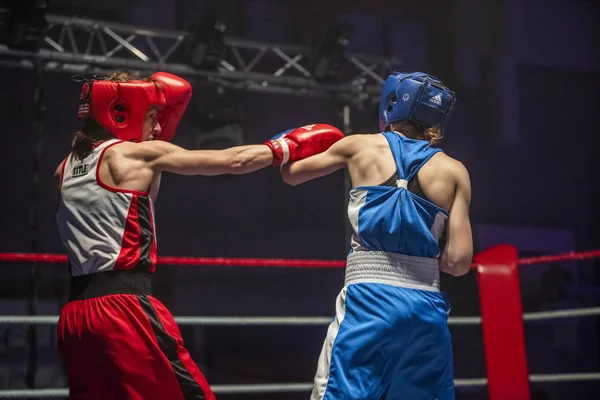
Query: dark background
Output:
[[0, 0, 599, 398]]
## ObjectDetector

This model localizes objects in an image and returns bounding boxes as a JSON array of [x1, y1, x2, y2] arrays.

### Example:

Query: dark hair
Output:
[[72, 119, 114, 161], [72, 70, 150, 160], [389, 121, 442, 145], [104, 70, 150, 82]]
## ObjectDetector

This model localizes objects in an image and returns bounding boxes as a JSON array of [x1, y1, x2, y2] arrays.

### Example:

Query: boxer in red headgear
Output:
[[55, 70, 344, 400]]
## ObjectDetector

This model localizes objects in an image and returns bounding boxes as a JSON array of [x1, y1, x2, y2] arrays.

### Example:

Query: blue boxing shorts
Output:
[[310, 251, 454, 400]]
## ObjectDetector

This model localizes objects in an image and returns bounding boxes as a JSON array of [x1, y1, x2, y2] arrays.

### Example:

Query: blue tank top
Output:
[[347, 131, 448, 258]]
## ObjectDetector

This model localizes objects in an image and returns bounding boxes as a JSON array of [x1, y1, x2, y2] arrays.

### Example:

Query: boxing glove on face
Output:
[[264, 124, 344, 166], [151, 72, 192, 142]]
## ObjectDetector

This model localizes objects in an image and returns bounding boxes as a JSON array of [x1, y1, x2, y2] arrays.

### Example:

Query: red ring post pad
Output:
[[475, 245, 530, 400]]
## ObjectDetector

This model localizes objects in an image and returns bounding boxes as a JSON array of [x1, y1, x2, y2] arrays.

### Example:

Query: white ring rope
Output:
[[0, 307, 597, 397], [0, 384, 315, 398], [213, 383, 313, 393], [175, 316, 333, 325], [454, 378, 488, 387], [0, 390, 66, 399], [447, 316, 482, 325], [1, 306, 599, 326], [522, 307, 600, 321], [0, 374, 599, 398], [529, 373, 600, 383], [0, 316, 335, 325]]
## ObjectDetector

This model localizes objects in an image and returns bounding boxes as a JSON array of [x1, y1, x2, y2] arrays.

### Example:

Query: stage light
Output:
[[186, 7, 227, 71], [0, 0, 49, 52], [190, 88, 245, 150], [309, 22, 354, 83]]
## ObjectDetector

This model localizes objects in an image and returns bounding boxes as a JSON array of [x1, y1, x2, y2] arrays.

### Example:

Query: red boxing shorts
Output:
[[57, 294, 214, 400]]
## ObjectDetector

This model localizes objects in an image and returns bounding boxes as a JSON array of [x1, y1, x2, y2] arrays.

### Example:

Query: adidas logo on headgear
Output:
[[429, 94, 442, 106]]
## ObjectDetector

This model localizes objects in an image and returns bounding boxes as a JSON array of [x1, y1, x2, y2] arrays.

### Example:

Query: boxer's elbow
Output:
[[439, 252, 473, 276], [282, 176, 300, 186], [282, 176, 298, 186], [447, 259, 472, 276], [280, 166, 300, 186]]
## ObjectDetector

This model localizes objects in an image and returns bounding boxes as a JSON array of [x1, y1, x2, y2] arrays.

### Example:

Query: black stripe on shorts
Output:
[[136, 195, 153, 271], [137, 295, 207, 399]]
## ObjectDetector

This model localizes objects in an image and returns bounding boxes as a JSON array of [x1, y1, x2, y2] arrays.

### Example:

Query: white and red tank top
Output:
[[57, 139, 157, 277]]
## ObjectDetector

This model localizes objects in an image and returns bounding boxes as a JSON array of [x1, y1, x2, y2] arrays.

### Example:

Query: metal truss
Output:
[[0, 13, 399, 102]]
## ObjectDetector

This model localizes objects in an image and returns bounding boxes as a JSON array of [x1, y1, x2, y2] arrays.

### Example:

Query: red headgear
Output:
[[78, 77, 167, 142]]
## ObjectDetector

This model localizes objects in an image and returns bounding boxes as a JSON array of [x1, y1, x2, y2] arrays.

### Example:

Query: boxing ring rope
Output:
[[1, 248, 600, 267], [2, 376, 600, 399], [0, 246, 599, 399], [2, 306, 600, 326], [3, 375, 600, 398]]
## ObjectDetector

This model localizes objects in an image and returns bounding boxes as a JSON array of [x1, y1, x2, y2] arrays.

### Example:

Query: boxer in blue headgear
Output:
[[279, 72, 472, 399], [379, 71, 456, 143]]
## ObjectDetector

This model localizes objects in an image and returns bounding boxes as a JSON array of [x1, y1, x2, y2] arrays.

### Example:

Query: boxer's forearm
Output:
[[149, 141, 272, 176], [225, 145, 274, 175], [279, 136, 357, 185], [173, 145, 273, 176], [280, 153, 345, 186]]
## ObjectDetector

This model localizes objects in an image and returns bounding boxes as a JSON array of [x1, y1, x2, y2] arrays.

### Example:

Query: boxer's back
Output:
[[346, 131, 463, 258], [347, 132, 460, 213], [57, 139, 157, 277]]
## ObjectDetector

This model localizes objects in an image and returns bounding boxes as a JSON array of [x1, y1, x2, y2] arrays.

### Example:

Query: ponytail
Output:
[[72, 119, 114, 160], [72, 130, 94, 160]]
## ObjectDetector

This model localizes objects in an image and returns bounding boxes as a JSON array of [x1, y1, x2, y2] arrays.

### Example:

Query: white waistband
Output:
[[345, 251, 440, 292]]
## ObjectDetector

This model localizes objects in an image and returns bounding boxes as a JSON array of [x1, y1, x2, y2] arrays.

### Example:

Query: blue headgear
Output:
[[378, 72, 456, 133]]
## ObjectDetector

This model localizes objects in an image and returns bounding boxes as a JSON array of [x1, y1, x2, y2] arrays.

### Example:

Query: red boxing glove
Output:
[[264, 124, 344, 166], [151, 72, 192, 142]]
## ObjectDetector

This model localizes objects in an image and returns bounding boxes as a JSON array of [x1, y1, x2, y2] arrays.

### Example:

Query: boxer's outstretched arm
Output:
[[438, 163, 473, 276], [134, 140, 274, 176], [280, 135, 359, 186]]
